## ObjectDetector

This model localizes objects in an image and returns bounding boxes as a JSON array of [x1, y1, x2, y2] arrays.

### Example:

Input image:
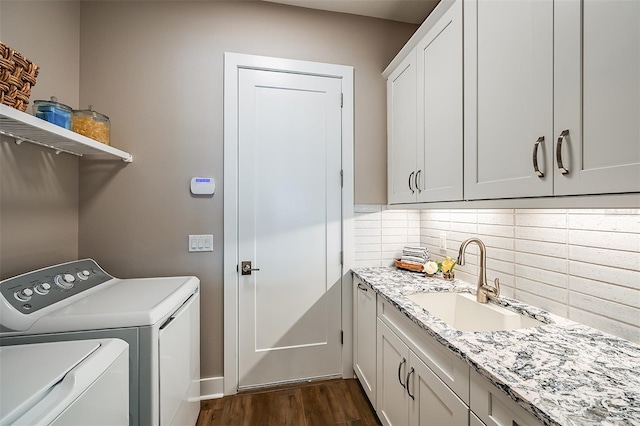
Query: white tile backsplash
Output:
[[354, 206, 640, 343]]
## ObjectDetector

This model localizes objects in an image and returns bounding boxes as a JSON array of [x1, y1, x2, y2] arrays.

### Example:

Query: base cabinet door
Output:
[[408, 352, 469, 426], [377, 320, 410, 426], [470, 371, 543, 426], [470, 412, 486, 426], [353, 277, 377, 408]]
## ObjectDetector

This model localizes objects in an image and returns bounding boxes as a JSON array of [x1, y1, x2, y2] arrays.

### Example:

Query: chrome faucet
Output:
[[457, 238, 500, 303]]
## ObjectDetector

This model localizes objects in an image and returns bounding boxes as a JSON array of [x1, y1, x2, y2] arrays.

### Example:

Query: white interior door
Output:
[[237, 68, 343, 388]]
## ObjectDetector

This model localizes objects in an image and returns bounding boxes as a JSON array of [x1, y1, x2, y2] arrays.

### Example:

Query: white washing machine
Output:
[[0, 338, 129, 425], [0, 259, 200, 426]]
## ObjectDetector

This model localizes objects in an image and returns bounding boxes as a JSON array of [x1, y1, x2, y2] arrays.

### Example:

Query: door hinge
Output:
[[341, 330, 344, 345], [340, 169, 344, 188], [341, 93, 343, 108], [340, 251, 344, 265]]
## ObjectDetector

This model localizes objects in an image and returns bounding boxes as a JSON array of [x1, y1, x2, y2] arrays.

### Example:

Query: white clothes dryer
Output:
[[0, 259, 200, 426], [0, 338, 129, 426]]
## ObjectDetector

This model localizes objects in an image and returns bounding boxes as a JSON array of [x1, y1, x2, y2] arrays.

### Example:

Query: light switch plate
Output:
[[438, 232, 447, 253], [189, 235, 213, 252]]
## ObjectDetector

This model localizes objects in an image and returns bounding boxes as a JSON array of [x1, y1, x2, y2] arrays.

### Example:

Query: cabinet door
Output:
[[470, 370, 543, 426], [388, 50, 418, 204], [464, 0, 554, 199], [408, 352, 469, 426], [377, 320, 410, 426], [353, 278, 377, 408], [554, 0, 640, 195], [416, 0, 463, 202]]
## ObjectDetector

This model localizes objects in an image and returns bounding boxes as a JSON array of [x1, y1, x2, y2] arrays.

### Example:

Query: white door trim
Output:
[[223, 52, 354, 396]]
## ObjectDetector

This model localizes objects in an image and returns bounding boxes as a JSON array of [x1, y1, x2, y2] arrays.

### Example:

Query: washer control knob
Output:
[[15, 288, 34, 301], [54, 274, 75, 289], [77, 270, 91, 280], [35, 282, 51, 294]]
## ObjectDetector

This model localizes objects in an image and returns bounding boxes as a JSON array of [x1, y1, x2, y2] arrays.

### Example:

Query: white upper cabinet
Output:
[[387, 50, 418, 204], [464, 0, 639, 200], [554, 0, 640, 195], [464, 0, 554, 200], [416, 0, 463, 202], [386, 0, 463, 205]]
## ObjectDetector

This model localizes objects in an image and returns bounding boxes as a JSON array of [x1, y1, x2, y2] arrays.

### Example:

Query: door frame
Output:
[[223, 52, 354, 395]]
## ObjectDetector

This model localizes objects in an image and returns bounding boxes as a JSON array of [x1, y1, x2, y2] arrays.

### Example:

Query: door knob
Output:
[[241, 261, 260, 275]]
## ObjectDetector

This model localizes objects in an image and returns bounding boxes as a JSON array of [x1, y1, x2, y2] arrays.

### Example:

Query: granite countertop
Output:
[[352, 267, 640, 426]]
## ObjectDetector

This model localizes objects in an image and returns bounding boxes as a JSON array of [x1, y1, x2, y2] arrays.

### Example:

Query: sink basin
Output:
[[406, 292, 545, 332]]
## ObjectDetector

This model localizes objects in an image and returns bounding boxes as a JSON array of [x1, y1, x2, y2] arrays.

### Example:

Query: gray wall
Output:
[[77, 1, 416, 379], [0, 1, 80, 279]]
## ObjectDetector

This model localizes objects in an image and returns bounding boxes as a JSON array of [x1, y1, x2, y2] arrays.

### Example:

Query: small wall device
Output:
[[190, 177, 215, 195]]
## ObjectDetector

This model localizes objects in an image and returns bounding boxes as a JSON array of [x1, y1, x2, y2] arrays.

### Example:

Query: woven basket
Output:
[[0, 41, 39, 112]]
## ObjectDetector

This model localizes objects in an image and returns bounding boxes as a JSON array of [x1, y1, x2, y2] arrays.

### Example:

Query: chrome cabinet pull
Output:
[[532, 136, 545, 178], [556, 129, 570, 175], [406, 367, 415, 400], [357, 283, 368, 292], [408, 172, 415, 193], [397, 357, 406, 387], [415, 170, 422, 192]]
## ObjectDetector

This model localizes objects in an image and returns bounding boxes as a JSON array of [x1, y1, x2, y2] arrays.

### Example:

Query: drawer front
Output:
[[378, 297, 469, 404], [470, 370, 543, 426]]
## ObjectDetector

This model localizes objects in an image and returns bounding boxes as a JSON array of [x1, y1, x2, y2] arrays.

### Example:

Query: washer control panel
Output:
[[0, 259, 113, 314]]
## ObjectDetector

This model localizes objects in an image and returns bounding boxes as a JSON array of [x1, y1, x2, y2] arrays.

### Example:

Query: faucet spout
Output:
[[457, 238, 500, 303]]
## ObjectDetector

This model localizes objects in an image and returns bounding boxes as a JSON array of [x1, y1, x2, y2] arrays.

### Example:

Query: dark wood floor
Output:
[[196, 379, 380, 426]]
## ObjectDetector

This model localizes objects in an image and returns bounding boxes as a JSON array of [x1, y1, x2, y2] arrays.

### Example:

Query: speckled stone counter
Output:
[[353, 267, 640, 426]]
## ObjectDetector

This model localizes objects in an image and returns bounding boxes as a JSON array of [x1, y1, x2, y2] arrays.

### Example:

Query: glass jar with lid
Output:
[[72, 105, 110, 145], [32, 96, 72, 129]]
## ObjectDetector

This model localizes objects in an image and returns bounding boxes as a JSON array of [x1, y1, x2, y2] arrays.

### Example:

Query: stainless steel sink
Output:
[[406, 292, 545, 332]]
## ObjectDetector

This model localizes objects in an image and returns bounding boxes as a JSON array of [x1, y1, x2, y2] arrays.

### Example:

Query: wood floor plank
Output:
[[196, 379, 379, 426]]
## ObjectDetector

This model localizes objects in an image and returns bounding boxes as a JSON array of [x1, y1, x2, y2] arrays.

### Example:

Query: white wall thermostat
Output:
[[190, 177, 215, 195]]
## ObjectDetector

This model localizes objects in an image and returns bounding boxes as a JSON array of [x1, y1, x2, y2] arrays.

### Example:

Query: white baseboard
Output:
[[199, 376, 225, 400]]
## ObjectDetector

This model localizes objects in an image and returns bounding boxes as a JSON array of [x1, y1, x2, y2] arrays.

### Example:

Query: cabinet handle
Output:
[[397, 357, 406, 387], [405, 367, 415, 400], [415, 170, 422, 192], [357, 283, 368, 292], [556, 129, 570, 175], [532, 136, 545, 178], [408, 172, 415, 193]]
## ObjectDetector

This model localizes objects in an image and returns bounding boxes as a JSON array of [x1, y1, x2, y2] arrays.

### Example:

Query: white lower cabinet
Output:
[[470, 370, 543, 426], [353, 277, 377, 408], [470, 411, 486, 426], [377, 320, 469, 426]]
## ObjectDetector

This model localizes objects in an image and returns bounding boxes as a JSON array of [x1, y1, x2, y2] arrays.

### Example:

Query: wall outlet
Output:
[[189, 235, 213, 252], [438, 232, 447, 253]]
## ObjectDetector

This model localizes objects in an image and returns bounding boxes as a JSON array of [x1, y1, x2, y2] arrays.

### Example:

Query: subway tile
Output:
[[382, 220, 409, 229], [423, 220, 450, 231], [516, 212, 567, 228], [487, 247, 515, 263], [478, 223, 514, 238], [569, 261, 640, 290], [354, 259, 382, 268], [569, 307, 639, 343], [449, 222, 478, 234], [354, 211, 381, 221], [477, 212, 515, 225], [355, 228, 381, 237], [515, 239, 567, 259], [515, 252, 567, 274], [569, 276, 640, 308], [568, 208, 640, 215], [486, 269, 514, 288], [450, 211, 478, 223], [382, 211, 409, 221], [515, 277, 568, 303], [423, 210, 451, 222], [569, 245, 640, 272], [515, 226, 567, 244], [382, 228, 408, 236], [382, 243, 407, 253], [568, 213, 640, 233], [381, 235, 410, 244], [568, 229, 640, 251], [354, 236, 380, 245], [516, 209, 567, 215], [515, 264, 568, 289], [478, 235, 514, 250], [355, 251, 381, 261], [499, 284, 516, 298], [355, 220, 381, 229], [354, 243, 381, 253], [485, 258, 514, 275]]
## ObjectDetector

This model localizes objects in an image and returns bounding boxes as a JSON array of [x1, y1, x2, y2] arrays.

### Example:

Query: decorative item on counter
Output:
[[72, 105, 110, 145], [438, 256, 457, 281], [424, 261, 438, 276], [395, 245, 430, 272], [32, 96, 72, 129], [0, 41, 40, 112]]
